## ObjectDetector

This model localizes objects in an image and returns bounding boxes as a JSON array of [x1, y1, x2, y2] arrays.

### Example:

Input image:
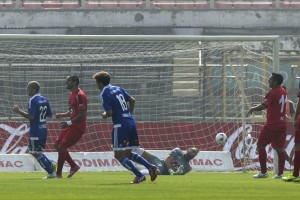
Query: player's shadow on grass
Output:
[[95, 182, 135, 186], [96, 182, 158, 185]]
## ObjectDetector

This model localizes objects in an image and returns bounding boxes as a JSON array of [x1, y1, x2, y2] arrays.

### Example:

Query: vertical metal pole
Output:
[[240, 49, 246, 172], [145, 0, 151, 9], [273, 38, 280, 73], [275, 0, 280, 9], [80, 0, 86, 8], [210, 0, 215, 9], [15, 0, 21, 9], [222, 53, 227, 122], [273, 38, 280, 175]]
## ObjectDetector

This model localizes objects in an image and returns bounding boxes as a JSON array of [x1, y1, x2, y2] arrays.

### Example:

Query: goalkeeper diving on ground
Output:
[[132, 147, 199, 175]]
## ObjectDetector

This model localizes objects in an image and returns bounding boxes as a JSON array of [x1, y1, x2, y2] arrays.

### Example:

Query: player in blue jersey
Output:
[[12, 81, 56, 179], [93, 71, 159, 184]]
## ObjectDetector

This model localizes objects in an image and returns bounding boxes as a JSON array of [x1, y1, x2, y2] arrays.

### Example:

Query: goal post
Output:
[[0, 34, 280, 171]]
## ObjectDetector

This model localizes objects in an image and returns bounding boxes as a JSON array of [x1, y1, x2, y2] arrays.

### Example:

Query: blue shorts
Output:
[[111, 123, 140, 150], [28, 137, 46, 153]]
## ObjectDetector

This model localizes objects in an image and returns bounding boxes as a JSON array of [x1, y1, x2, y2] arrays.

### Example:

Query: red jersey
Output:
[[262, 86, 287, 128], [69, 88, 87, 133]]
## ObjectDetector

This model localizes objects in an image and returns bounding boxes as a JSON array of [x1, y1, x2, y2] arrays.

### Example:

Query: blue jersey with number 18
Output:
[[28, 94, 52, 139], [100, 84, 135, 125]]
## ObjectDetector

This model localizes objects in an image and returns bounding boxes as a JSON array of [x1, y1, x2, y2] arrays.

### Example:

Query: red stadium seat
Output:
[[152, 0, 176, 9], [194, 1, 210, 9], [281, 0, 300, 9], [42, 1, 62, 9], [118, 1, 144, 9], [23, 1, 43, 9], [85, 0, 143, 9], [280, 0, 290, 8], [251, 0, 274, 9], [0, 0, 16, 9], [215, 0, 233, 9], [231, 1, 252, 9], [175, 1, 196, 9], [174, 1, 210, 9], [23, 0, 81, 9], [216, 0, 274, 9], [152, 0, 209, 9], [85, 0, 100, 9], [61, 1, 80, 8], [97, 1, 119, 9]]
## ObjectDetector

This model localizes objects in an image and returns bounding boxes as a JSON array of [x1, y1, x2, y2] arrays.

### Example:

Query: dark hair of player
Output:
[[93, 71, 111, 86], [271, 72, 283, 85], [69, 75, 80, 85], [28, 81, 40, 92]]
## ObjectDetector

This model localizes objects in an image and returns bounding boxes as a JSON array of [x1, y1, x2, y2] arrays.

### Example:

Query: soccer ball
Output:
[[215, 133, 228, 145]]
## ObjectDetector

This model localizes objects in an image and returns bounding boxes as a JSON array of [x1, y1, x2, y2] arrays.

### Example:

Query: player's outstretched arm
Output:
[[246, 104, 266, 117], [12, 105, 34, 121], [59, 110, 86, 129], [55, 111, 71, 119]]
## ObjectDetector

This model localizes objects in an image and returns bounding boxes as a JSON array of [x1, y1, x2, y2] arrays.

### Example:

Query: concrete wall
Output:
[[1, 10, 300, 30], [1, 9, 300, 50]]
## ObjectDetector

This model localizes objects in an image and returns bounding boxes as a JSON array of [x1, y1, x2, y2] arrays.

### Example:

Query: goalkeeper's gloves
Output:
[[168, 165, 184, 175], [168, 169, 176, 175], [175, 165, 184, 175]]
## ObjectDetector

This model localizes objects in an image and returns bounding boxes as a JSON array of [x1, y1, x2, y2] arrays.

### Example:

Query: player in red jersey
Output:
[[283, 83, 300, 182], [54, 75, 87, 178], [247, 73, 287, 179]]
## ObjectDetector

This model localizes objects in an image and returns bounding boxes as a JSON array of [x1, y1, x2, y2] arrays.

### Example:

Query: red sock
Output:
[[258, 148, 267, 173], [65, 151, 76, 169], [277, 151, 285, 175], [293, 150, 300, 177], [57, 151, 67, 175]]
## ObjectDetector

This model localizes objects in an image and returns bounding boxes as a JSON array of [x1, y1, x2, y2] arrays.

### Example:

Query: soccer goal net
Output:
[[0, 35, 279, 171]]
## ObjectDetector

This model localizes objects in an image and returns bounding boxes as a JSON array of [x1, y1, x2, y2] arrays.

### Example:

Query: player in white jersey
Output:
[[133, 147, 199, 175]]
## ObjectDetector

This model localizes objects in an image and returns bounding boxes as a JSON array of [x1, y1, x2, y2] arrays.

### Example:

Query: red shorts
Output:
[[257, 125, 286, 149], [55, 126, 83, 149], [295, 129, 300, 144]]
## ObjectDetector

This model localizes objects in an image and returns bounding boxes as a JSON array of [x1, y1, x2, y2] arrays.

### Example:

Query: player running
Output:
[[132, 147, 199, 175], [93, 71, 158, 184], [55, 75, 87, 178], [247, 73, 287, 179], [12, 81, 56, 179]]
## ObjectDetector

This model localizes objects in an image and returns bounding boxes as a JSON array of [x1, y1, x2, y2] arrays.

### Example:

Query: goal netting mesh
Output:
[[0, 35, 278, 170]]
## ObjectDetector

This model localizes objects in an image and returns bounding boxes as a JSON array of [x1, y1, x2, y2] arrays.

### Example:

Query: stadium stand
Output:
[[0, 0, 300, 10]]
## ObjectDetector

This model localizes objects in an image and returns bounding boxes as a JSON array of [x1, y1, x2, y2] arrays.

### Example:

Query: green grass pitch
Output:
[[0, 171, 299, 200]]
